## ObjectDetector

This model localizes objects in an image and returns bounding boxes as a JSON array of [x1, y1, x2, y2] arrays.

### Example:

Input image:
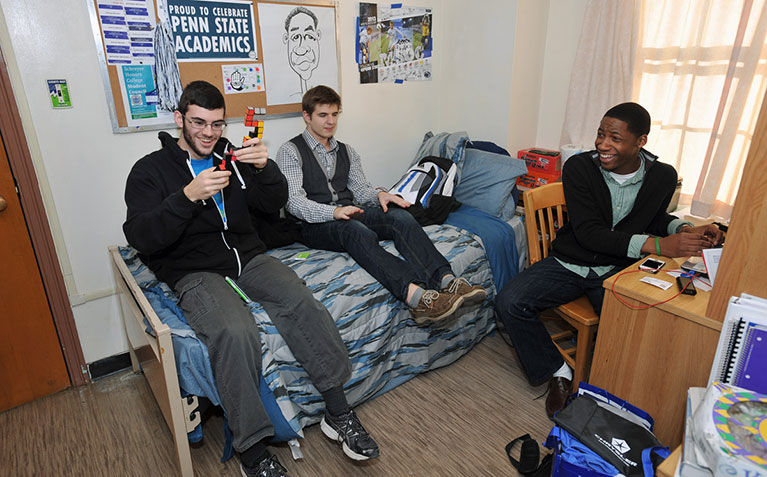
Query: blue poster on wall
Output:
[[166, 0, 258, 61], [122, 65, 159, 119]]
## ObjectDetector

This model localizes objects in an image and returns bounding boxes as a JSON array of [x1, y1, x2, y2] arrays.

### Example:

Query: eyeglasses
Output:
[[183, 115, 226, 131]]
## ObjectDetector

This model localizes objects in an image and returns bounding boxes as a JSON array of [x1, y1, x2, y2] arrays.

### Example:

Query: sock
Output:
[[552, 363, 573, 381], [321, 385, 350, 417], [407, 286, 425, 308], [440, 274, 456, 289], [240, 439, 269, 469]]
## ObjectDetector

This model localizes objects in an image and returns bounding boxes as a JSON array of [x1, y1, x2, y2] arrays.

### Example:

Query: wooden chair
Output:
[[522, 182, 599, 388]]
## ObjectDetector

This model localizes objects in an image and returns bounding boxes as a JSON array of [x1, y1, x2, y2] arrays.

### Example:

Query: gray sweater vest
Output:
[[290, 134, 354, 206]]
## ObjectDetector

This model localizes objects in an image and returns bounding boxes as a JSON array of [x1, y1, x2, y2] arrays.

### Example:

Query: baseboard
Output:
[[88, 352, 132, 380]]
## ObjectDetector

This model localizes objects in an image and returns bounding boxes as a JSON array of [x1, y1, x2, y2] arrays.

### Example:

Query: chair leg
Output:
[[572, 324, 597, 391]]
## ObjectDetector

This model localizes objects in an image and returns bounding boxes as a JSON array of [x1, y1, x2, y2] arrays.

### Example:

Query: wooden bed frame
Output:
[[109, 245, 199, 477]]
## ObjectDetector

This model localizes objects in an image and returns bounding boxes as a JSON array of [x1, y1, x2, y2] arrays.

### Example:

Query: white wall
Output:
[[0, 0, 585, 364]]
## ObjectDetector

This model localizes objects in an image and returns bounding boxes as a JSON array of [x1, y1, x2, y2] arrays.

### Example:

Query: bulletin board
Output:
[[87, 0, 340, 133]]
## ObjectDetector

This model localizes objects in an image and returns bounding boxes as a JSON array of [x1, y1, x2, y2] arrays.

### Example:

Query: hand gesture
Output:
[[334, 205, 364, 220], [184, 167, 231, 202], [234, 136, 268, 169], [377, 191, 411, 212]]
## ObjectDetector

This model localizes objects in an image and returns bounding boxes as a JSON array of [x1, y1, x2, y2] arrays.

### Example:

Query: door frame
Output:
[[0, 47, 88, 386]]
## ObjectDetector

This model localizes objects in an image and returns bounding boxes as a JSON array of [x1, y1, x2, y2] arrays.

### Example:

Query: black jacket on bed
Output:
[[551, 149, 678, 269], [123, 131, 288, 288]]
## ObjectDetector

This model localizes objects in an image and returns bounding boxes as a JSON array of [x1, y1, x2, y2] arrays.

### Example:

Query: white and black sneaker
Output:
[[321, 409, 380, 461], [240, 455, 290, 477]]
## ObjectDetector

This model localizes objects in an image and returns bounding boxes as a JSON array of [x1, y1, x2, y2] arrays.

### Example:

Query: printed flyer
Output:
[[356, 3, 432, 84]]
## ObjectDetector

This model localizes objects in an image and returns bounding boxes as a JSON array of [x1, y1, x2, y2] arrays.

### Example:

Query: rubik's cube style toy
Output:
[[220, 107, 265, 169], [244, 107, 264, 142]]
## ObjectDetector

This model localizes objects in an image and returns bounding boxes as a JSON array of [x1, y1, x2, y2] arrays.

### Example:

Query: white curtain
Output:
[[635, 0, 767, 218], [561, 0, 767, 219], [560, 0, 642, 149]]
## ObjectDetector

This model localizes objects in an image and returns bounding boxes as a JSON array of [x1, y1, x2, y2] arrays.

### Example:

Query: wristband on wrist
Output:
[[655, 237, 661, 256]]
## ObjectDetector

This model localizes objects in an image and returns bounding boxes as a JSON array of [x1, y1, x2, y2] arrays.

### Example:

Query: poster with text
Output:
[[166, 0, 258, 61], [356, 3, 432, 84], [258, 3, 339, 106], [118, 64, 174, 127], [97, 0, 156, 64]]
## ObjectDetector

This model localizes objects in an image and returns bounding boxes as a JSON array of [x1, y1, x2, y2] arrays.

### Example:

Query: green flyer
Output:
[[47, 79, 72, 108]]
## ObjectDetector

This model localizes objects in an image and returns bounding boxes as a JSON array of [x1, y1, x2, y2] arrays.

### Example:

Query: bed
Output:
[[108, 214, 526, 477]]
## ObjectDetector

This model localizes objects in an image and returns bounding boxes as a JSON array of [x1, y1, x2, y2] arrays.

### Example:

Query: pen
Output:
[[225, 276, 251, 303]]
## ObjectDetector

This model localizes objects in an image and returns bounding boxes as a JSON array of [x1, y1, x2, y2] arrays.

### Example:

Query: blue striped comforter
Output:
[[120, 222, 497, 438]]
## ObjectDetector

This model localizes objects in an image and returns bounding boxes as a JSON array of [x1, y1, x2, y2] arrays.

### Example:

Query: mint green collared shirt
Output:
[[556, 160, 690, 278]]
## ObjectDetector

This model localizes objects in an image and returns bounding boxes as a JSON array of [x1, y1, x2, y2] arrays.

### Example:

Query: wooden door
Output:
[[0, 130, 70, 411]]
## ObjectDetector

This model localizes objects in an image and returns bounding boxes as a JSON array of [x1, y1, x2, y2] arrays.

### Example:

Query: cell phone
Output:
[[676, 276, 697, 295], [639, 257, 665, 273]]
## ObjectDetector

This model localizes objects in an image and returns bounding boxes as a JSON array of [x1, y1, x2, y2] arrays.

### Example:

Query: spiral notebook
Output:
[[708, 294, 767, 394]]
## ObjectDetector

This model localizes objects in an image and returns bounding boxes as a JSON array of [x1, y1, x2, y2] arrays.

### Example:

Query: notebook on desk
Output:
[[709, 294, 767, 394]]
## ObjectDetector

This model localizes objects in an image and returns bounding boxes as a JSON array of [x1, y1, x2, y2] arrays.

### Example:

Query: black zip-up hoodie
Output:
[[123, 132, 288, 288], [551, 149, 678, 269]]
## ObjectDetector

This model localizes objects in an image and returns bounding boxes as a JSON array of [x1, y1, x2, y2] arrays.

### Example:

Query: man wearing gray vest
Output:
[[277, 85, 486, 324]]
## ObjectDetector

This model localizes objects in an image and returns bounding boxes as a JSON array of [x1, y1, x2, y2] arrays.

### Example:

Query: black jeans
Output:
[[300, 206, 454, 301], [494, 256, 616, 386], [175, 254, 351, 452]]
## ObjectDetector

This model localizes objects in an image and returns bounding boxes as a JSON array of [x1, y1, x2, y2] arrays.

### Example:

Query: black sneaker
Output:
[[240, 455, 291, 477], [321, 409, 380, 461]]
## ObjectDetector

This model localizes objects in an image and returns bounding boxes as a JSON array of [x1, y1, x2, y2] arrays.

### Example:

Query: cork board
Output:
[[88, 0, 339, 133]]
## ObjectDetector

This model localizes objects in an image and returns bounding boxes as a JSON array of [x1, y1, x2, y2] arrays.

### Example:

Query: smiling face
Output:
[[303, 103, 339, 146], [174, 104, 225, 159], [595, 116, 647, 174], [284, 12, 320, 80]]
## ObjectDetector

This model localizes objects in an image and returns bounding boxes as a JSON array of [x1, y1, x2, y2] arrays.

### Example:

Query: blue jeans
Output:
[[174, 254, 351, 452], [494, 256, 616, 386], [300, 206, 453, 301]]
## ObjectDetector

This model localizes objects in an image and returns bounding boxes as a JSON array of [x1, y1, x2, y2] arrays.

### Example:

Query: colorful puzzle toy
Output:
[[220, 107, 265, 169]]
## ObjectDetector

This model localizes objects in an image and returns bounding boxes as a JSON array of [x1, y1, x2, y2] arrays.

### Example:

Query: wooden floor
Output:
[[0, 333, 553, 476]]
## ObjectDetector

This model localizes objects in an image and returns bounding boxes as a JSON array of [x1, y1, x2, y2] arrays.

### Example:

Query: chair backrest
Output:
[[523, 182, 568, 265]]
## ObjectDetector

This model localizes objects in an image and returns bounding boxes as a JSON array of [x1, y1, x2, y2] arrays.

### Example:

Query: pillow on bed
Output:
[[454, 147, 527, 218]]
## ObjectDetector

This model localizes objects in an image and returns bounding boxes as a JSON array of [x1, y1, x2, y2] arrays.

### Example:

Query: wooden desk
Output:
[[590, 256, 722, 448], [657, 445, 682, 477]]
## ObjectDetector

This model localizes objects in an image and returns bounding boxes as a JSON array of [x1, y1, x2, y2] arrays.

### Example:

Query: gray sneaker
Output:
[[410, 289, 463, 324], [442, 277, 487, 304]]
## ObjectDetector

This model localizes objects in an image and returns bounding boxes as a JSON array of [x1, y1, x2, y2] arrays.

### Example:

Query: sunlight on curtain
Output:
[[635, 0, 767, 219]]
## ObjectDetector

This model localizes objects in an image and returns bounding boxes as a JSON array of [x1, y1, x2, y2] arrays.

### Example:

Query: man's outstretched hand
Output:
[[334, 205, 364, 220], [377, 191, 411, 212]]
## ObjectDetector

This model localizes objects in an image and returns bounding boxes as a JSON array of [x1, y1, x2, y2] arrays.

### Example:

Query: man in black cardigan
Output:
[[495, 102, 722, 419]]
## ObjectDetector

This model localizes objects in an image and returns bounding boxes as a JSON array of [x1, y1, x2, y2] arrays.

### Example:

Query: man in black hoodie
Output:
[[123, 81, 379, 477], [494, 103, 722, 420]]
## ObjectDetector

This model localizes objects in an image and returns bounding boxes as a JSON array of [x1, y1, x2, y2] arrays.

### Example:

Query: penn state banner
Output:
[[166, 0, 258, 61]]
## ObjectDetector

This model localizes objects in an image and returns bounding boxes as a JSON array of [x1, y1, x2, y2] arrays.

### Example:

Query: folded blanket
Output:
[[445, 205, 519, 290]]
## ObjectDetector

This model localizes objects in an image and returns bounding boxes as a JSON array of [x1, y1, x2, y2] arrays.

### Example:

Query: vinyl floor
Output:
[[0, 333, 553, 477]]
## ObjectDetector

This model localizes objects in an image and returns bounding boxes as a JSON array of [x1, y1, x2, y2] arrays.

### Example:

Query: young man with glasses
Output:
[[123, 81, 379, 477]]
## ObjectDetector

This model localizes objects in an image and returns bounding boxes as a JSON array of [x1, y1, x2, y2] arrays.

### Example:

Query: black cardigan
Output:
[[551, 149, 678, 269]]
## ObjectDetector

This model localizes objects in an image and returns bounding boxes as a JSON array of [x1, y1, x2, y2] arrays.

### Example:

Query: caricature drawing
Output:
[[283, 7, 321, 94]]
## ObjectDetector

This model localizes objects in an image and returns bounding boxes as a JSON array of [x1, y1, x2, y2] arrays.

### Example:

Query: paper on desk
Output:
[[701, 248, 722, 286], [665, 270, 713, 292]]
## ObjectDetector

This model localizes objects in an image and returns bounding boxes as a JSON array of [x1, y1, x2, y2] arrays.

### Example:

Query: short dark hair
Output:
[[177, 81, 225, 115], [285, 6, 318, 32], [603, 102, 651, 137], [302, 85, 341, 115]]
